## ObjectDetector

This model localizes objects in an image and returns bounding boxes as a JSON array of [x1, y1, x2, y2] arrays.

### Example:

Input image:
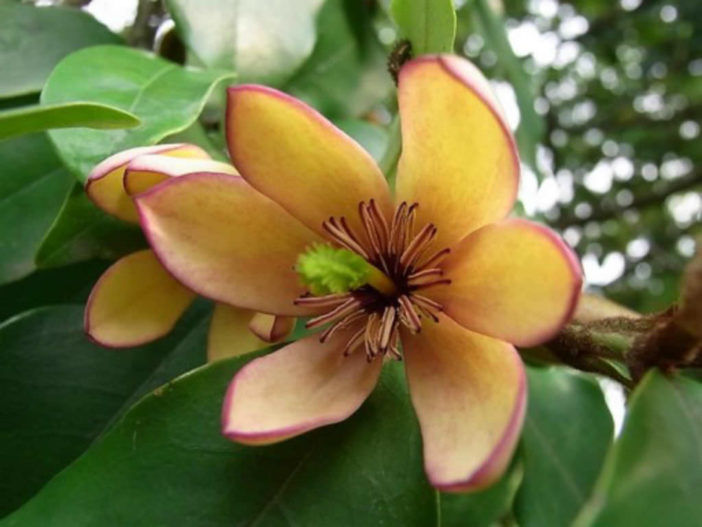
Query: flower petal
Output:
[[135, 172, 322, 316], [207, 304, 268, 363], [222, 326, 383, 445], [248, 313, 295, 343], [429, 219, 582, 347], [402, 314, 526, 492], [86, 144, 209, 223], [226, 85, 392, 236], [124, 155, 238, 196], [395, 55, 520, 248], [84, 249, 195, 347]]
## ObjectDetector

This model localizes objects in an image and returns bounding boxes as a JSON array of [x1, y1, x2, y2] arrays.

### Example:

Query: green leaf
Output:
[[574, 371, 702, 527], [390, 0, 456, 55], [0, 102, 140, 141], [514, 367, 613, 527], [0, 304, 211, 517], [439, 460, 522, 527], [3, 357, 437, 526], [0, 260, 107, 323], [41, 45, 235, 181], [0, 134, 73, 285], [34, 183, 146, 269], [165, 0, 322, 86], [0, 3, 121, 99], [285, 0, 393, 118]]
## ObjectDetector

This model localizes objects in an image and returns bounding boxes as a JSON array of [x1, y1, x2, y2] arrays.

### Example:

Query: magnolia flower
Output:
[[133, 55, 581, 491], [83, 145, 294, 360]]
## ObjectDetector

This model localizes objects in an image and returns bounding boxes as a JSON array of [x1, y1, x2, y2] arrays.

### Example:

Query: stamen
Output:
[[294, 292, 351, 308], [368, 199, 389, 245], [343, 326, 366, 356], [306, 297, 362, 329], [305, 200, 450, 359], [409, 278, 451, 291], [378, 306, 396, 351], [364, 313, 380, 360], [416, 247, 451, 271], [319, 310, 367, 343], [400, 224, 436, 270], [411, 293, 444, 312], [398, 294, 421, 333], [323, 218, 370, 259]]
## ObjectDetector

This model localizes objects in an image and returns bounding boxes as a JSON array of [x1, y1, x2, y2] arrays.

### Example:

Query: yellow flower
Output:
[[130, 55, 580, 492]]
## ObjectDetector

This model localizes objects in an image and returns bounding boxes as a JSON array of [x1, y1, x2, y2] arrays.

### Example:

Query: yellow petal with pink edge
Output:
[[222, 325, 383, 445], [135, 172, 322, 316], [402, 314, 526, 492], [84, 249, 195, 347], [226, 85, 392, 237], [207, 304, 268, 363], [395, 55, 520, 249], [86, 143, 209, 223], [428, 218, 582, 347], [247, 312, 295, 343], [124, 155, 238, 196]]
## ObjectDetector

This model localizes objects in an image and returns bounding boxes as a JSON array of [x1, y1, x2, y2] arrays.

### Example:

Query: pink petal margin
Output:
[[433, 359, 527, 493]]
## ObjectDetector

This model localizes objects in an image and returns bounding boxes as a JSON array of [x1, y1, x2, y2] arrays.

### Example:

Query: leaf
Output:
[[0, 260, 107, 324], [285, 0, 393, 118], [390, 0, 456, 55], [0, 134, 73, 285], [3, 357, 437, 526], [513, 367, 613, 527], [165, 0, 323, 86], [41, 45, 235, 181], [34, 183, 146, 269], [439, 460, 522, 527], [574, 371, 702, 527], [0, 102, 140, 141], [0, 2, 121, 99], [0, 303, 211, 518]]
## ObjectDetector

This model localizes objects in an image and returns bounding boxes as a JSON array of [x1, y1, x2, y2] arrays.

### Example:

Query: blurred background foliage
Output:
[[3, 0, 699, 317]]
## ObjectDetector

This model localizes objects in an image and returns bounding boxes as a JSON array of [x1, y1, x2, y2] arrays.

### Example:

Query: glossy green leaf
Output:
[[0, 134, 73, 285], [286, 0, 392, 118], [574, 371, 702, 527], [165, 0, 322, 86], [0, 304, 211, 517], [514, 367, 613, 527], [0, 2, 121, 99], [0, 260, 107, 324], [3, 357, 436, 526], [0, 103, 140, 141], [439, 460, 522, 527], [390, 0, 456, 54], [41, 45, 235, 181], [34, 183, 146, 269]]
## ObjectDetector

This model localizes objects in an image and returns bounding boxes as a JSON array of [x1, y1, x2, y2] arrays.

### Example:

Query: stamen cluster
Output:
[[295, 200, 451, 361]]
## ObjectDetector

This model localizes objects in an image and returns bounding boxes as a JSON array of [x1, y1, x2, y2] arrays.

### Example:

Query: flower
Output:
[[132, 55, 582, 492], [83, 145, 294, 360]]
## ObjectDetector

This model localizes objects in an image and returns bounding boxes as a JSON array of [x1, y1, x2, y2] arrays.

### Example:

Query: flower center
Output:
[[295, 200, 451, 361]]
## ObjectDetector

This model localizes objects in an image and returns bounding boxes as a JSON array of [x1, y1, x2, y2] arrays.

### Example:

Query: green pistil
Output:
[[296, 244, 397, 296]]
